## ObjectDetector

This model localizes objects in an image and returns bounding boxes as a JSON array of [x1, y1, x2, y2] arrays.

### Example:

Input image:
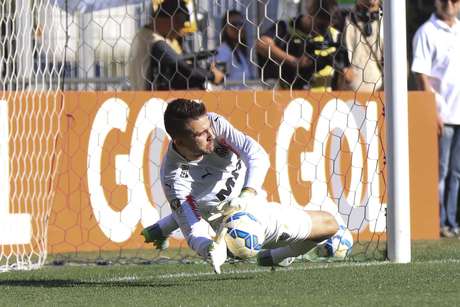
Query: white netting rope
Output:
[[0, 0, 63, 271], [0, 0, 386, 270]]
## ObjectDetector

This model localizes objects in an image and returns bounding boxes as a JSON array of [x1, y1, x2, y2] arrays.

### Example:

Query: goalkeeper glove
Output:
[[209, 188, 256, 221], [207, 224, 228, 274]]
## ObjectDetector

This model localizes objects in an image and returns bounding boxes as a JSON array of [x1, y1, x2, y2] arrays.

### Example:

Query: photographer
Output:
[[256, 0, 347, 91], [337, 0, 384, 92], [128, 0, 224, 90]]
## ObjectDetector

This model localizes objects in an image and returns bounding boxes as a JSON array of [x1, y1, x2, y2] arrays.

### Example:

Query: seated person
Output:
[[128, 0, 223, 90]]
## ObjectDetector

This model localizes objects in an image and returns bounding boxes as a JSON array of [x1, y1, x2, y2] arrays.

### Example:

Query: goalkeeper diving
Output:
[[142, 99, 352, 273]]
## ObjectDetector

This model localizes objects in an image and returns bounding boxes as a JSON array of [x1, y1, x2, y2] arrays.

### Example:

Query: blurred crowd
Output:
[[128, 0, 384, 92], [128, 0, 460, 238]]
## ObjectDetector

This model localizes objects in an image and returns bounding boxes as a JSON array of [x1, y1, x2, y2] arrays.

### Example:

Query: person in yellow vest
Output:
[[256, 0, 348, 91], [128, 0, 223, 90]]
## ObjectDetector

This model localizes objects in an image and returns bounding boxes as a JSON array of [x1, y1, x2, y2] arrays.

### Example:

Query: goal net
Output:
[[0, 0, 64, 271], [1, 0, 389, 270]]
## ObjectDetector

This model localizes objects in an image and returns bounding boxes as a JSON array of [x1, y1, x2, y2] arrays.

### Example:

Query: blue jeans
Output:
[[439, 125, 460, 229]]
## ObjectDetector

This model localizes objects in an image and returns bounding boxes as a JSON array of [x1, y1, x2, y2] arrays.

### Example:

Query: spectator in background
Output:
[[128, 0, 224, 90], [128, 0, 184, 90], [215, 10, 255, 89], [337, 0, 384, 92], [411, 0, 460, 238], [255, 0, 348, 91]]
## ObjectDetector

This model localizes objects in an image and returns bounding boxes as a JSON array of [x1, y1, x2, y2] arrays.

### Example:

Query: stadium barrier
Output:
[[1, 91, 438, 256]]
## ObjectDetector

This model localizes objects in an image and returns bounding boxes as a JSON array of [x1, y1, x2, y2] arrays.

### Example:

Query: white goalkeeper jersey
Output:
[[160, 112, 270, 256]]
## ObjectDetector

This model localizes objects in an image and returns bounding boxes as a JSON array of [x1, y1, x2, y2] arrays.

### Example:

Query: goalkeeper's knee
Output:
[[306, 210, 339, 242]]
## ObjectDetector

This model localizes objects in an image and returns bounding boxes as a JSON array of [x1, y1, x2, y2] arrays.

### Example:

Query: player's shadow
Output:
[[0, 275, 254, 288], [0, 279, 173, 288]]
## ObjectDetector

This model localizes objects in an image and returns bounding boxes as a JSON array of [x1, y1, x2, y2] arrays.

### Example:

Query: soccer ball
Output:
[[319, 225, 353, 259], [223, 211, 265, 259]]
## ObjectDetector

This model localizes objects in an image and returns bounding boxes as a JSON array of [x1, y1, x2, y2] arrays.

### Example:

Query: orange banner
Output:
[[1, 91, 439, 254]]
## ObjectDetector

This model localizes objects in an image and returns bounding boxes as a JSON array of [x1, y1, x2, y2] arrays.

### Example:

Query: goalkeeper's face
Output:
[[180, 115, 216, 158]]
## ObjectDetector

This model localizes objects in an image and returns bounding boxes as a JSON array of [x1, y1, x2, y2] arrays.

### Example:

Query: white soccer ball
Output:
[[319, 225, 353, 259], [223, 211, 265, 259]]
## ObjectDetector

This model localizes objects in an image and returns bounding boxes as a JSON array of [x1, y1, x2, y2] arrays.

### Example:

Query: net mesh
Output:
[[0, 0, 387, 270], [0, 0, 64, 271]]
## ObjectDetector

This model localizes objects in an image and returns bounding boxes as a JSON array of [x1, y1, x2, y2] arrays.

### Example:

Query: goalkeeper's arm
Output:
[[170, 197, 227, 273]]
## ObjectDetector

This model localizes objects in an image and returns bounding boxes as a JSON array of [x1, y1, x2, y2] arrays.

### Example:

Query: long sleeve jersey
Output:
[[160, 112, 270, 256]]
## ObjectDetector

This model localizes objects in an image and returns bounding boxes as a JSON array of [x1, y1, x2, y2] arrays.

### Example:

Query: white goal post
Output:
[[383, 0, 411, 263]]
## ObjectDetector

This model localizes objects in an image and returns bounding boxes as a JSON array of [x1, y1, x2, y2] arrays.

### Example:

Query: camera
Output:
[[181, 50, 227, 75]]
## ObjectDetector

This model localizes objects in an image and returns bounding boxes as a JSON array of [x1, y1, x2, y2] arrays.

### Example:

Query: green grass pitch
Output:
[[1, 239, 460, 306]]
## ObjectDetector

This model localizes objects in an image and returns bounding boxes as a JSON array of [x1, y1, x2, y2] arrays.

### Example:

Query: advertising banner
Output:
[[0, 91, 439, 254]]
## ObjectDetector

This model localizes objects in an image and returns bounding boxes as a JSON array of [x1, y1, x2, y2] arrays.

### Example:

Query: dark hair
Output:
[[307, 0, 338, 20], [153, 0, 190, 19], [164, 99, 207, 139], [220, 10, 249, 59]]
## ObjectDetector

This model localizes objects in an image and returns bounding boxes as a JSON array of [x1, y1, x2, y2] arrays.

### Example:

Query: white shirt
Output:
[[127, 27, 183, 90], [343, 16, 384, 92], [127, 27, 155, 90], [412, 14, 460, 125], [160, 112, 270, 256]]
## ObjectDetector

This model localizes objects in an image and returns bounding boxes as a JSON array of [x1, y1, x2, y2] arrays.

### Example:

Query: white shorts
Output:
[[245, 201, 313, 249], [163, 197, 313, 256]]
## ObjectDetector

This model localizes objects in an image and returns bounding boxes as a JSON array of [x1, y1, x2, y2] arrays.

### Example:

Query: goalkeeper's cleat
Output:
[[303, 241, 329, 262], [140, 224, 169, 251], [325, 225, 353, 259], [278, 257, 295, 267], [257, 250, 294, 268], [304, 226, 353, 261]]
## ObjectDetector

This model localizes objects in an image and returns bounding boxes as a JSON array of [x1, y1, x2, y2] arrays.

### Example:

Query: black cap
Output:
[[154, 0, 190, 19]]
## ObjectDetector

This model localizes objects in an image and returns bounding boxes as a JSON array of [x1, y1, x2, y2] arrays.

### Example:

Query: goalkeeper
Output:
[[142, 99, 351, 273]]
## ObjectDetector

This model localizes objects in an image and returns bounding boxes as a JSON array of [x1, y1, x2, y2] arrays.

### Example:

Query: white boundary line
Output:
[[156, 261, 390, 279], [103, 258, 460, 282]]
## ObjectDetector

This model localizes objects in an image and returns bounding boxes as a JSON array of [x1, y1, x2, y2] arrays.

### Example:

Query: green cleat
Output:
[[141, 224, 169, 251], [302, 241, 330, 262]]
